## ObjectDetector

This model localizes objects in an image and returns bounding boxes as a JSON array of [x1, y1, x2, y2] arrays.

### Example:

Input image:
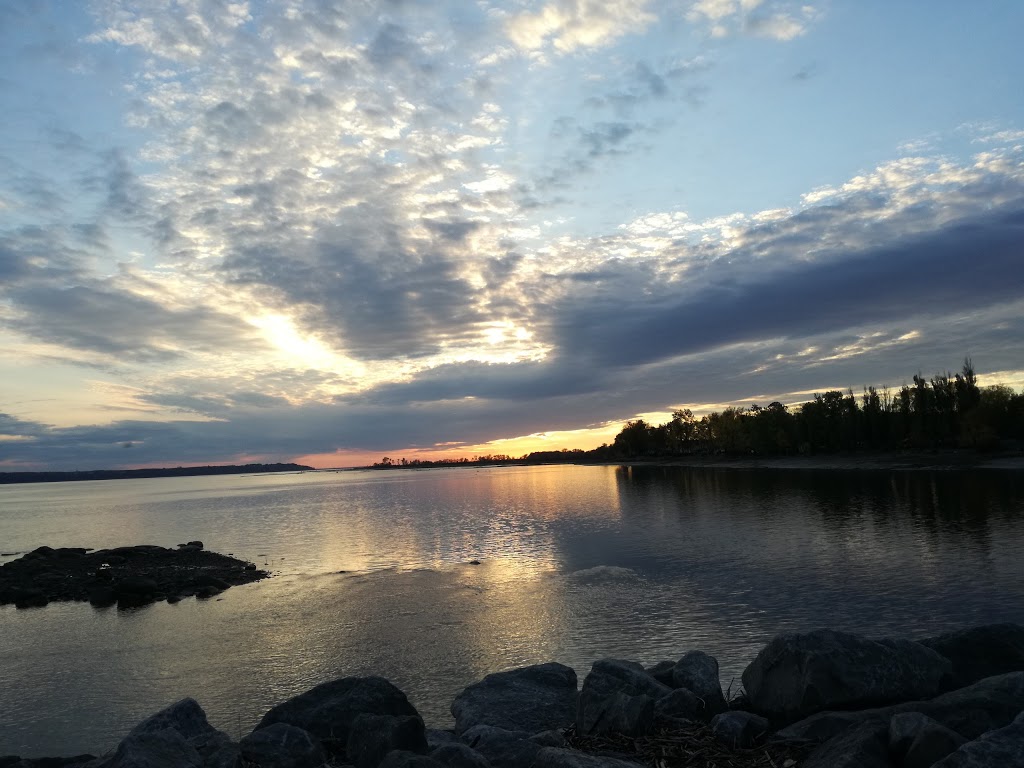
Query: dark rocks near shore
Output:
[[11, 622, 1024, 768], [0, 544, 269, 609]]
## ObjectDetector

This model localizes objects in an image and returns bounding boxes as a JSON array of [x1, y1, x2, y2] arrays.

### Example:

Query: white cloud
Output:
[[505, 0, 656, 54], [687, 0, 817, 40]]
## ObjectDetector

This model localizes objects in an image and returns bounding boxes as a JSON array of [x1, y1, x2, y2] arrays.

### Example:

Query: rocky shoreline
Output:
[[0, 543, 269, 609], [4, 624, 1023, 768]]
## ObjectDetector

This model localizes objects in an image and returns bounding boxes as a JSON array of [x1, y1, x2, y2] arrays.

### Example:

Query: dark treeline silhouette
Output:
[[0, 463, 313, 485], [370, 359, 1024, 468], [602, 359, 1024, 459]]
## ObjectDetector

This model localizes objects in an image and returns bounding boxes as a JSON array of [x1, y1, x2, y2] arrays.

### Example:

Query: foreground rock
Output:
[[0, 544, 268, 609], [257, 676, 420, 756], [451, 663, 577, 735], [775, 670, 1024, 743], [920, 623, 1024, 691], [932, 711, 1024, 766], [742, 628, 952, 723]]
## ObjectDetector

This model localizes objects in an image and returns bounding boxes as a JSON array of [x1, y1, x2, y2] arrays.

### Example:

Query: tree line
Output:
[[602, 359, 1024, 459]]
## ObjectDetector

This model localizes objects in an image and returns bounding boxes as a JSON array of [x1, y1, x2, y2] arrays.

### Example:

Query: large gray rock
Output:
[[459, 726, 541, 768], [920, 623, 1024, 690], [742, 629, 952, 723], [671, 652, 727, 716], [203, 743, 240, 768], [451, 664, 577, 735], [801, 721, 891, 768], [889, 712, 967, 768], [127, 699, 229, 757], [257, 676, 418, 752], [429, 744, 490, 768], [425, 730, 459, 751], [93, 729, 203, 768], [346, 714, 427, 768], [645, 661, 676, 688], [577, 660, 669, 737], [653, 688, 705, 723], [710, 711, 770, 749], [530, 747, 643, 768], [932, 711, 1024, 767], [775, 671, 1024, 744], [239, 723, 325, 768]]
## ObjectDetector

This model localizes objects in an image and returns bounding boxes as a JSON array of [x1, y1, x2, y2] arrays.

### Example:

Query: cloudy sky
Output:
[[1, 1, 1023, 470]]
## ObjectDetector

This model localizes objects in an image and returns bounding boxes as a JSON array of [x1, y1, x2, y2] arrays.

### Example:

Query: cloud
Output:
[[505, 0, 657, 54], [687, 0, 817, 40]]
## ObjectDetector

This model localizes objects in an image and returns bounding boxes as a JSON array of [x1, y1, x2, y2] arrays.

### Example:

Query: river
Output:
[[1, 464, 1022, 756]]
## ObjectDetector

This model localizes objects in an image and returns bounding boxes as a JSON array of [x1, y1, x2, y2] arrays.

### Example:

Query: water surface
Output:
[[1, 465, 1022, 756]]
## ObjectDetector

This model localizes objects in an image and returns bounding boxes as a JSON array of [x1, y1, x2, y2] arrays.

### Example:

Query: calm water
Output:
[[1, 464, 1023, 756]]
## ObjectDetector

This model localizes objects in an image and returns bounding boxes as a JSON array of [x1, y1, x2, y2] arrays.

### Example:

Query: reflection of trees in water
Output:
[[612, 466, 1024, 562]]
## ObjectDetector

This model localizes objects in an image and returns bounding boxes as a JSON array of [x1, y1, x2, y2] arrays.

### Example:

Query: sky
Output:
[[1, 0, 1024, 471]]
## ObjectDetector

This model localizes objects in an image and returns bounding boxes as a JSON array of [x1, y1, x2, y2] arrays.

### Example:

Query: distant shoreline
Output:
[[606, 451, 1024, 472], [0, 463, 315, 485]]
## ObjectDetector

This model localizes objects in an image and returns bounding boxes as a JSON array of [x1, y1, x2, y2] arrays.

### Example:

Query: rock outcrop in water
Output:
[[0, 543, 269, 609], [4, 623, 1024, 768]]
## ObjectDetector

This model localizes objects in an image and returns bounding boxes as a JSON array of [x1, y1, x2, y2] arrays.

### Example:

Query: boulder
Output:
[[577, 660, 668, 737], [428, 744, 490, 768], [128, 698, 219, 742], [801, 721, 891, 768], [114, 577, 159, 607], [425, 730, 458, 751], [459, 725, 542, 768], [653, 688, 706, 723], [346, 714, 427, 768], [203, 744, 240, 768], [670, 652, 727, 716], [530, 748, 643, 768], [530, 731, 567, 748], [742, 629, 951, 723], [256, 676, 419, 753], [889, 712, 967, 768], [932, 711, 1024, 767], [645, 661, 676, 688], [451, 663, 577, 735], [239, 723, 325, 768], [710, 711, 770, 749], [775, 671, 1024, 744], [378, 752, 445, 768], [919, 623, 1024, 690], [93, 728, 203, 768]]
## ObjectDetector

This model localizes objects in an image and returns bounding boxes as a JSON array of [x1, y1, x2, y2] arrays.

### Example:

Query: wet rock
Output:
[[932, 711, 1024, 767], [459, 725, 541, 768], [742, 629, 951, 723], [801, 721, 891, 768], [451, 663, 577, 735], [256, 676, 419, 754], [428, 743, 490, 768], [0, 544, 267, 607], [919, 623, 1024, 690], [889, 712, 967, 768], [671, 652, 727, 716], [530, 747, 643, 768], [346, 714, 427, 768], [93, 728, 203, 768], [710, 711, 771, 749], [239, 723, 325, 768], [13, 588, 48, 609], [88, 586, 116, 607]]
